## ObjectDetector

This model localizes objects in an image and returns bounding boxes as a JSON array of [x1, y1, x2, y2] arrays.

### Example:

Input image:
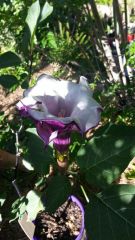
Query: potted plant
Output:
[[18, 194, 86, 240], [14, 73, 101, 240]]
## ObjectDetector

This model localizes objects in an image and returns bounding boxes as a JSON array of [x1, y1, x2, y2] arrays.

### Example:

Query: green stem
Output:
[[80, 184, 89, 203]]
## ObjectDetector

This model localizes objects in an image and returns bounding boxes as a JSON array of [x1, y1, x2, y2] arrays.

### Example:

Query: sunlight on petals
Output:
[[17, 74, 102, 152]]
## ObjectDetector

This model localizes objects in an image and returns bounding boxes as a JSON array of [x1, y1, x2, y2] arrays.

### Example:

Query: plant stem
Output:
[[80, 185, 89, 203]]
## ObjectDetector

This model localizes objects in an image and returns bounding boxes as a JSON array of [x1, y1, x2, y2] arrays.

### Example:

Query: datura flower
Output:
[[17, 74, 101, 153]]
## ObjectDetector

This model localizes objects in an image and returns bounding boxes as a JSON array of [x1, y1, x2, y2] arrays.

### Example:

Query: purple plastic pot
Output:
[[33, 195, 85, 240]]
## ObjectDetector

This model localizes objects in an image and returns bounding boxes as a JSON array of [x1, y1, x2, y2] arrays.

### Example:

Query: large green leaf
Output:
[[0, 51, 21, 69], [77, 124, 135, 188], [24, 128, 53, 174], [39, 1, 53, 22], [44, 175, 72, 213], [85, 184, 135, 240], [0, 75, 18, 89], [26, 0, 40, 39]]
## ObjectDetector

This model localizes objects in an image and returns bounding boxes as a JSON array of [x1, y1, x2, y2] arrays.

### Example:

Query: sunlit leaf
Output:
[[26, 0, 40, 38], [77, 124, 135, 188], [24, 128, 53, 174], [26, 190, 44, 221], [40, 1, 53, 22], [85, 184, 135, 240], [22, 159, 34, 171]]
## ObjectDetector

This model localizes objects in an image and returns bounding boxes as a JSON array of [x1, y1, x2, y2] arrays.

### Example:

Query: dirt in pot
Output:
[[34, 199, 82, 240]]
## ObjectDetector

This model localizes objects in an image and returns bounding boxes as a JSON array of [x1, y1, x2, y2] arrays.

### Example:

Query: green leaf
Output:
[[26, 190, 44, 221], [24, 128, 53, 174], [26, 0, 40, 38], [40, 1, 53, 22], [85, 184, 135, 240], [21, 79, 29, 89], [44, 175, 72, 213], [0, 112, 4, 122], [77, 124, 135, 188], [10, 197, 27, 222], [70, 131, 86, 159], [46, 31, 58, 49], [0, 75, 18, 89], [21, 25, 31, 54], [0, 51, 21, 69]]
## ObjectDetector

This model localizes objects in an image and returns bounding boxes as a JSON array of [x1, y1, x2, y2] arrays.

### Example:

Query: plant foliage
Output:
[[85, 184, 135, 240]]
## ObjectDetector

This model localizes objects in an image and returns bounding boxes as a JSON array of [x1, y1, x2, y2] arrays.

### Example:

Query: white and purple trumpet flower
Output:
[[17, 74, 101, 153]]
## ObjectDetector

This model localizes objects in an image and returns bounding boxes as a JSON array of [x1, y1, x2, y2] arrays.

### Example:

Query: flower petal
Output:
[[36, 121, 52, 145], [70, 97, 101, 132], [79, 76, 90, 89], [53, 135, 71, 153], [16, 96, 37, 110], [17, 74, 101, 134], [36, 119, 79, 152]]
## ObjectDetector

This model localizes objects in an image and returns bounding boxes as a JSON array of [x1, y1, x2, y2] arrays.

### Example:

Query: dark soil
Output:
[[0, 220, 29, 240], [34, 199, 82, 240]]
